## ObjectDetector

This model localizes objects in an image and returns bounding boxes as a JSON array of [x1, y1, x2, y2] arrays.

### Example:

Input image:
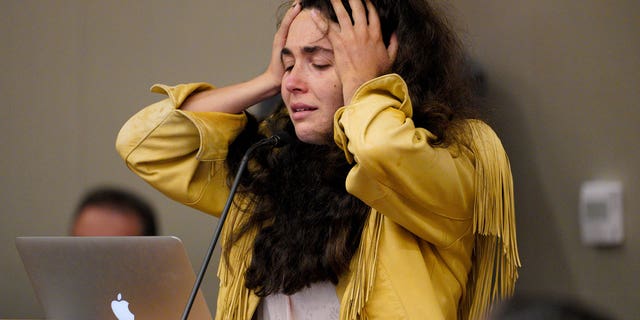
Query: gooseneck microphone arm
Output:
[[181, 132, 290, 320]]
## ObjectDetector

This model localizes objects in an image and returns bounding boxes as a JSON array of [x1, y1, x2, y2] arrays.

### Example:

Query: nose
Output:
[[284, 65, 307, 94]]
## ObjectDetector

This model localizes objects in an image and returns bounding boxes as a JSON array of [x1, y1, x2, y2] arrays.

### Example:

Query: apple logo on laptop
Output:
[[111, 293, 135, 320]]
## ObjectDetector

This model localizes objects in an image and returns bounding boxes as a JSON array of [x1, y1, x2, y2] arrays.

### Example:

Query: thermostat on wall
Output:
[[579, 180, 624, 246]]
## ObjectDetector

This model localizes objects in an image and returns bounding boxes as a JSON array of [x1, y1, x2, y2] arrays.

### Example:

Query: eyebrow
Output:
[[281, 46, 334, 59]]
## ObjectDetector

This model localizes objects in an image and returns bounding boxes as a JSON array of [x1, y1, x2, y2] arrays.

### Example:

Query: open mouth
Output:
[[293, 106, 317, 112], [289, 103, 318, 121]]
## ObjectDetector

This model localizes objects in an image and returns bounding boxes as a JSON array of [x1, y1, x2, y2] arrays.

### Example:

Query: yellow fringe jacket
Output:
[[116, 74, 520, 320]]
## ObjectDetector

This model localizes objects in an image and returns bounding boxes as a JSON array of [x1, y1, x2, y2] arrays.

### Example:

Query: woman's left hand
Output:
[[312, 0, 398, 104]]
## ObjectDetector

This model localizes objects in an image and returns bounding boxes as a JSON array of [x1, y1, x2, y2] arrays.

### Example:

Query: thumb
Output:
[[387, 32, 399, 65], [310, 9, 330, 35]]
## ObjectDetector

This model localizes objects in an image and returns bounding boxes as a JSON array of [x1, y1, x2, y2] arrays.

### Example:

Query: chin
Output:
[[294, 128, 333, 145]]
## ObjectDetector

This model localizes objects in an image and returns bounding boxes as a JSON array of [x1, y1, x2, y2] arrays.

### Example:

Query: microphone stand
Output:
[[180, 134, 287, 320]]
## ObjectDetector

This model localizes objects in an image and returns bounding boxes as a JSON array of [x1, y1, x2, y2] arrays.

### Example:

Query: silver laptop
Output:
[[16, 236, 213, 320]]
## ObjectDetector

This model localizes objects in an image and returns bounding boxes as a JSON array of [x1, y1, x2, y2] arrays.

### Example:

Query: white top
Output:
[[255, 281, 340, 320]]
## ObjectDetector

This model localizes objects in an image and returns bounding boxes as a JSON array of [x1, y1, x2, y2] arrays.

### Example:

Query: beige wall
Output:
[[450, 1, 639, 319], [1, 0, 637, 319], [1, 0, 284, 317]]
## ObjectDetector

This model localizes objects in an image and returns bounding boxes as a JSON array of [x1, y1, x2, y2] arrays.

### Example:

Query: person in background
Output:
[[116, 0, 520, 319], [70, 187, 158, 236]]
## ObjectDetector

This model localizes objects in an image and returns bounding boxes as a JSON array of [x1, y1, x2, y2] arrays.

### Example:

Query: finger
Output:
[[280, 1, 302, 31], [365, 0, 380, 32], [312, 9, 342, 51], [330, 0, 353, 30], [310, 8, 330, 34], [275, 1, 302, 45], [387, 32, 399, 64], [348, 0, 367, 26]]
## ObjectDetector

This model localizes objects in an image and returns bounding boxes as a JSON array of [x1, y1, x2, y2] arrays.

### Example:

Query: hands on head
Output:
[[310, 0, 397, 104], [266, 0, 398, 144], [268, 0, 397, 105], [182, 0, 398, 144], [265, 1, 303, 91]]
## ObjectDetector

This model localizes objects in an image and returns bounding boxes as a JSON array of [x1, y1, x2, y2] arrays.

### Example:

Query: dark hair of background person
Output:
[[490, 294, 616, 320], [223, 0, 482, 297], [72, 187, 158, 236]]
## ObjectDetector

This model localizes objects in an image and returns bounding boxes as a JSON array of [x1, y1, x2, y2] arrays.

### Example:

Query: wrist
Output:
[[255, 72, 282, 99]]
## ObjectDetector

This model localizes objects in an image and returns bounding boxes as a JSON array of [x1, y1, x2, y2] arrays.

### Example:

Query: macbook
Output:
[[16, 236, 213, 320]]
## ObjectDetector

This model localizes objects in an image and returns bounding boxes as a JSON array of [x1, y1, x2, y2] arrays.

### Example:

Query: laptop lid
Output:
[[16, 236, 213, 320]]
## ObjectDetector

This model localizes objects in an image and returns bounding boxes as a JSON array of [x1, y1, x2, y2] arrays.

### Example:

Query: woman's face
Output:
[[281, 9, 343, 145]]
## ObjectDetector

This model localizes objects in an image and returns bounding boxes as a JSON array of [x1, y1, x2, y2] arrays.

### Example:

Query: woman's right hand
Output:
[[263, 1, 302, 91], [181, 1, 301, 113]]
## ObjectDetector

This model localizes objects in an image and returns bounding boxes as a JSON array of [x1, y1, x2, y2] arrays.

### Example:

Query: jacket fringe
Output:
[[215, 120, 519, 320], [216, 211, 255, 320], [460, 120, 521, 320], [340, 210, 384, 320], [220, 260, 251, 319]]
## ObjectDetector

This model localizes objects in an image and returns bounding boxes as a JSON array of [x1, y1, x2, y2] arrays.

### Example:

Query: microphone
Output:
[[181, 132, 291, 320], [246, 131, 292, 151]]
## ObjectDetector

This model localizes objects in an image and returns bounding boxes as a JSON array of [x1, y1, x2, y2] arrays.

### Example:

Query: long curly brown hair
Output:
[[224, 0, 478, 297]]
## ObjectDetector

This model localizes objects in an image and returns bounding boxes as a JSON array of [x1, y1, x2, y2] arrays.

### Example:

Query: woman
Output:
[[116, 0, 520, 319]]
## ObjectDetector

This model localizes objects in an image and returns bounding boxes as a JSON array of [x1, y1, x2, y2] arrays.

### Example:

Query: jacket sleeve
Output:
[[333, 74, 475, 247], [335, 74, 521, 319], [115, 82, 248, 216]]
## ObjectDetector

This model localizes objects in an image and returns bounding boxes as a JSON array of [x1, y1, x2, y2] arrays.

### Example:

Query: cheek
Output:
[[280, 82, 290, 104], [329, 82, 344, 107], [320, 73, 343, 105]]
